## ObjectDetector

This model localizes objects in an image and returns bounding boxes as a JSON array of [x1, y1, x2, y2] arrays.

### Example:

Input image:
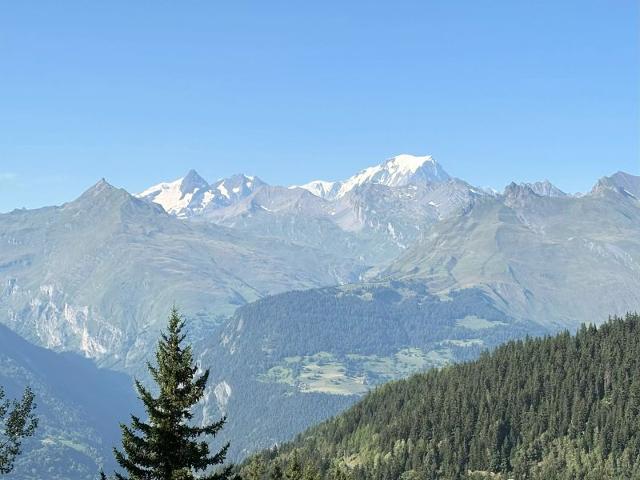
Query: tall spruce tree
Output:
[[106, 307, 230, 480]]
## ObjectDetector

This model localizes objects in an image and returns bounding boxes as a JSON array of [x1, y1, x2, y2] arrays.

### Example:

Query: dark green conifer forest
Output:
[[241, 314, 640, 480]]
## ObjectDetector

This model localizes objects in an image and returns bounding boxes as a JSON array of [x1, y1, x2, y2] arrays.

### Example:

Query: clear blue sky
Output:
[[1, 1, 638, 211]]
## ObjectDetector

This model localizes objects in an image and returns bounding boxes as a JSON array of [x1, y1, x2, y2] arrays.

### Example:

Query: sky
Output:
[[0, 1, 639, 212]]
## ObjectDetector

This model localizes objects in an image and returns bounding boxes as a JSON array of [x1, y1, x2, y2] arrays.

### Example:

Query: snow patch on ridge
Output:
[[137, 178, 193, 215], [294, 180, 338, 198], [217, 182, 230, 199]]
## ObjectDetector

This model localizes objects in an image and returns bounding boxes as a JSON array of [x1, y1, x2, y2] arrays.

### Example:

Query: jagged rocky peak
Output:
[[503, 179, 568, 200], [61, 177, 165, 220], [85, 177, 116, 195], [70, 178, 127, 205], [502, 181, 539, 206], [504, 181, 532, 196], [522, 180, 567, 197], [591, 171, 640, 199], [180, 169, 210, 194]]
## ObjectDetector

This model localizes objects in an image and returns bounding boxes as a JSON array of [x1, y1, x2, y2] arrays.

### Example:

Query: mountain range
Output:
[[0, 153, 638, 477], [0, 179, 369, 370]]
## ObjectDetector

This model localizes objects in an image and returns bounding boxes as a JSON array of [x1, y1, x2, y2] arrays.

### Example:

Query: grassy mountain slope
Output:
[[249, 314, 640, 480]]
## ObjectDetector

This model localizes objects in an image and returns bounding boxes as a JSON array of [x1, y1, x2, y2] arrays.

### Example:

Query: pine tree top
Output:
[[108, 307, 230, 480]]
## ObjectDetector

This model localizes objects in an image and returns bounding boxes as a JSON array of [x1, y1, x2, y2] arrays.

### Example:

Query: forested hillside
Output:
[[0, 324, 139, 479], [246, 314, 640, 480], [203, 282, 545, 458]]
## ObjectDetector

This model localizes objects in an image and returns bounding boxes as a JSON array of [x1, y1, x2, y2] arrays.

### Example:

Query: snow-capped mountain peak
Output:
[[137, 171, 267, 217], [294, 154, 450, 199], [212, 174, 265, 202], [337, 154, 449, 197], [386, 154, 440, 176], [293, 180, 339, 198], [521, 180, 567, 198], [136, 170, 210, 216]]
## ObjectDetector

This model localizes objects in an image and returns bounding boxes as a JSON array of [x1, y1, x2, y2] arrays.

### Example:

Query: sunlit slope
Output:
[[248, 314, 640, 479], [385, 178, 640, 328]]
